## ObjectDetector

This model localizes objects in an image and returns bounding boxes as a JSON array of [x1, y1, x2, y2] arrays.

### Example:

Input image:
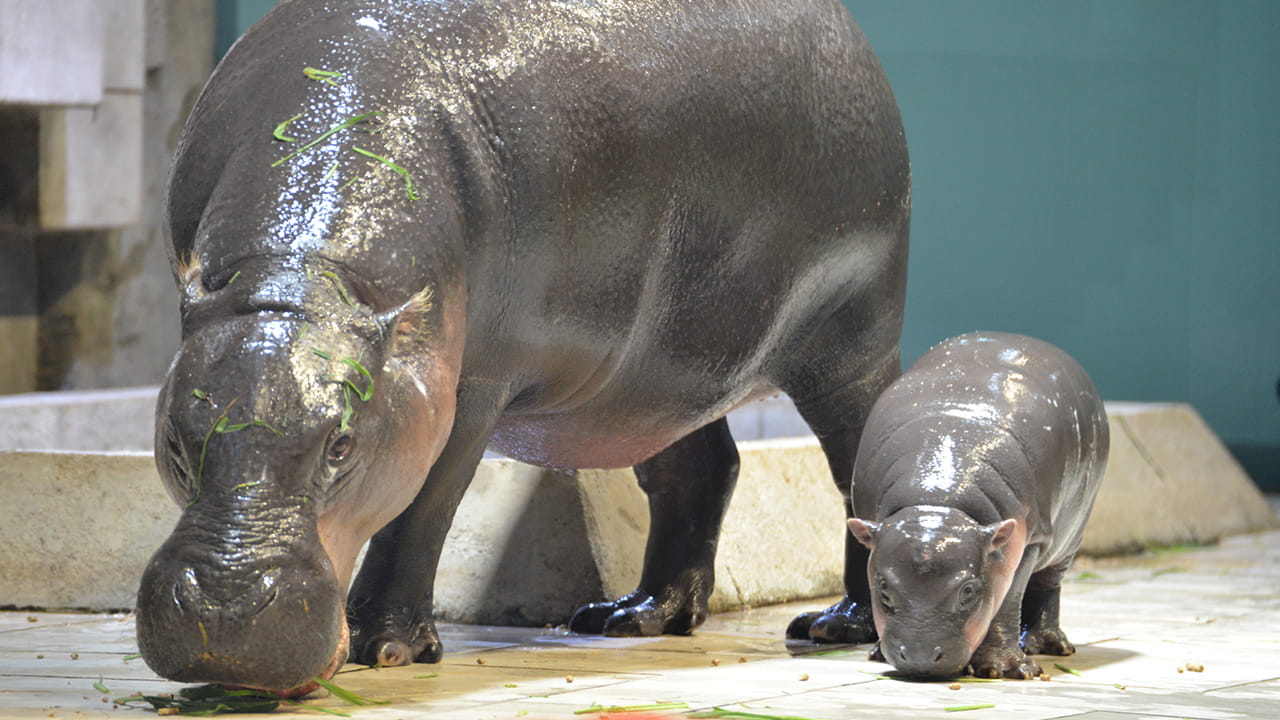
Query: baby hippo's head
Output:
[[848, 507, 1021, 678]]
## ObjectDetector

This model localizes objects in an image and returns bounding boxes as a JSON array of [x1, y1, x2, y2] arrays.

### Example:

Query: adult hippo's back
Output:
[[139, 0, 909, 694]]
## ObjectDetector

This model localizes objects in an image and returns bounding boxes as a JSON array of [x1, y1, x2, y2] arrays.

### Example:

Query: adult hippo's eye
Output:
[[326, 433, 356, 465], [956, 580, 979, 610]]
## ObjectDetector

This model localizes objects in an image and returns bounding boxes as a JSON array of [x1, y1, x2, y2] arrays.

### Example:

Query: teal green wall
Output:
[[845, 0, 1279, 486], [217, 1, 1279, 487]]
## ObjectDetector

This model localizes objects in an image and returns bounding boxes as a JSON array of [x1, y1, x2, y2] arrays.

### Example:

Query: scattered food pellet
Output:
[[711, 658, 720, 667], [1186, 663, 1205, 672], [158, 708, 180, 716], [1177, 665, 1185, 673], [799, 674, 810, 682], [949, 683, 962, 690], [476, 657, 486, 665], [36, 654, 44, 660], [738, 657, 747, 664], [27, 616, 38, 623], [70, 653, 79, 660], [1039, 674, 1051, 682]]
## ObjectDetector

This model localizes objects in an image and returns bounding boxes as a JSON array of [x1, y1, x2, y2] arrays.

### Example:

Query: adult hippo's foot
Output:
[[570, 419, 737, 639], [569, 587, 708, 637], [347, 604, 443, 667], [785, 596, 878, 644]]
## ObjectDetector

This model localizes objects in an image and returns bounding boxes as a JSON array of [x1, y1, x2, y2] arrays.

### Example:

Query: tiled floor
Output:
[[2, 524, 1278, 719]]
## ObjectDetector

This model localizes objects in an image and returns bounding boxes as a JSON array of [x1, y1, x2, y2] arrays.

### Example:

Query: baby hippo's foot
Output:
[[785, 596, 877, 644], [569, 590, 705, 637], [1021, 625, 1075, 656], [969, 643, 1042, 680]]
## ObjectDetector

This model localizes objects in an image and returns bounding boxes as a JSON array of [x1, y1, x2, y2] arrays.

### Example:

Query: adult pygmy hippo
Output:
[[135, 0, 910, 695], [844, 332, 1108, 679]]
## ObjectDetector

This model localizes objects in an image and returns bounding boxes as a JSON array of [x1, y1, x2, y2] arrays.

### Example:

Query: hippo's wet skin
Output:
[[845, 332, 1108, 679], [137, 0, 910, 694]]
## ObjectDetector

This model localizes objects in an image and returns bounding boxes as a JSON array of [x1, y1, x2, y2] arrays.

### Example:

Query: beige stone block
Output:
[[0, 0, 104, 106], [1093, 403, 1278, 548], [101, 0, 146, 92], [0, 450, 172, 610], [39, 90, 144, 229], [0, 317, 38, 394], [434, 461, 604, 626]]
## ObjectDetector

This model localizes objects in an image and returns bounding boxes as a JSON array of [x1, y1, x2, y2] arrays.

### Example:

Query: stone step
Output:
[[0, 391, 1274, 627]]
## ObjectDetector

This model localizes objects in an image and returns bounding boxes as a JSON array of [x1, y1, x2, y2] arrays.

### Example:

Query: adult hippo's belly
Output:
[[137, 0, 910, 695]]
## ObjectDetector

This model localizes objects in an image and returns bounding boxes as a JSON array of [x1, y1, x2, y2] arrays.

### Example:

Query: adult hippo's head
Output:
[[137, 257, 460, 694], [848, 507, 1023, 679]]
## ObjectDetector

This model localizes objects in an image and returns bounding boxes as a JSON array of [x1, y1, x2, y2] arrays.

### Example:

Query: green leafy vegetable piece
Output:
[[413, 673, 440, 679], [286, 699, 351, 717], [574, 702, 689, 714], [122, 653, 142, 662], [192, 388, 208, 400], [340, 358, 374, 401], [303, 66, 344, 86], [114, 685, 281, 715], [312, 676, 390, 706], [93, 677, 110, 694], [338, 385, 356, 433], [687, 709, 823, 720], [944, 704, 996, 712], [274, 113, 303, 142], [352, 146, 419, 200], [272, 111, 381, 167], [320, 271, 355, 306], [1054, 663, 1083, 677]]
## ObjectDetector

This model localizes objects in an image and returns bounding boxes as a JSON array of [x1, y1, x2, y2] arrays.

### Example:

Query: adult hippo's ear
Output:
[[376, 286, 435, 357], [847, 518, 881, 549], [984, 519, 1017, 554]]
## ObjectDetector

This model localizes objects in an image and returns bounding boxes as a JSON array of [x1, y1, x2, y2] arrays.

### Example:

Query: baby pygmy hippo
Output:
[[847, 332, 1108, 679]]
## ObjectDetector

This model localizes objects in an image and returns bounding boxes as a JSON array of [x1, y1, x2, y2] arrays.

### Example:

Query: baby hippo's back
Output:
[[854, 331, 1110, 568]]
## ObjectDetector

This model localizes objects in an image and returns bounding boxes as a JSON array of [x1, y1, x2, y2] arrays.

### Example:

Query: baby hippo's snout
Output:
[[881, 634, 973, 679], [136, 528, 346, 693]]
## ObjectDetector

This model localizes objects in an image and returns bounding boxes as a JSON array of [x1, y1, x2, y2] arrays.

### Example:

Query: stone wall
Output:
[[0, 1, 214, 394]]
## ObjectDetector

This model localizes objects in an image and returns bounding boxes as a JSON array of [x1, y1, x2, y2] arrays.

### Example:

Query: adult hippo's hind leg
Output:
[[569, 417, 739, 636], [784, 347, 902, 645]]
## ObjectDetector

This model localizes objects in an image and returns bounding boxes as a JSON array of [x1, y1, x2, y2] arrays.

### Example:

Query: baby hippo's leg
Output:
[[970, 557, 1042, 679], [1020, 562, 1076, 656]]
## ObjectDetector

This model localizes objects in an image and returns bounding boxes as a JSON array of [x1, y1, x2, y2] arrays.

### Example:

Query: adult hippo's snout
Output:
[[136, 500, 346, 693]]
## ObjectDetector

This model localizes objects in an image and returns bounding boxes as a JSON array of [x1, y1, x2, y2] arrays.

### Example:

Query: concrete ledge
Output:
[[1, 401, 1275, 624]]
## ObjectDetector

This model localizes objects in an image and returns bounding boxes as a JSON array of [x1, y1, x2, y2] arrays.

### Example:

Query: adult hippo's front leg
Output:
[[569, 418, 740, 636], [346, 380, 507, 666]]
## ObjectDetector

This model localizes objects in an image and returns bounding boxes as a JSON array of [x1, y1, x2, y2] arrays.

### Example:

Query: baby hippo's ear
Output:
[[984, 519, 1018, 553], [847, 518, 881, 549]]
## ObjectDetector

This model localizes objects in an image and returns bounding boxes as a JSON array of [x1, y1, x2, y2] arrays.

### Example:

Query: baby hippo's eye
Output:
[[327, 433, 356, 465], [877, 577, 895, 614]]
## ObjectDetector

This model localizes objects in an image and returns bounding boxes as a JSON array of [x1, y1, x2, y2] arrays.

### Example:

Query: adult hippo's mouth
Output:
[[135, 496, 348, 694]]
